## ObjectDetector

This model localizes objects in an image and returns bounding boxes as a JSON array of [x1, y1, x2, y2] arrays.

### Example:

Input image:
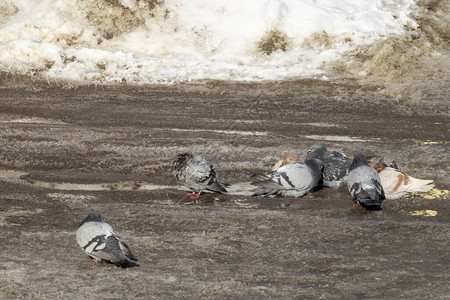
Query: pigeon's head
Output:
[[380, 155, 401, 171], [271, 154, 297, 171], [308, 144, 326, 153], [306, 144, 327, 160], [173, 152, 193, 170], [79, 212, 102, 227], [281, 154, 296, 166], [351, 151, 369, 169]]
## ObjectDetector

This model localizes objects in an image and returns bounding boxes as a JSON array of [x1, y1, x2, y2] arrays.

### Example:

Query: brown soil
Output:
[[0, 74, 448, 299]]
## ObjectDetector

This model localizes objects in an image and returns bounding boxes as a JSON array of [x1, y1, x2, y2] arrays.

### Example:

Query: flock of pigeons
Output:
[[173, 144, 434, 209], [76, 143, 435, 268]]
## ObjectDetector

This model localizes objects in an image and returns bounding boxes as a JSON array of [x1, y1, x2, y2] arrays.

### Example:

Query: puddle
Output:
[[163, 128, 268, 136], [227, 181, 258, 196], [302, 122, 339, 128], [0, 117, 66, 125], [0, 169, 28, 179], [304, 135, 378, 142], [410, 139, 448, 145], [0, 207, 44, 226], [24, 179, 181, 192], [0, 169, 255, 196]]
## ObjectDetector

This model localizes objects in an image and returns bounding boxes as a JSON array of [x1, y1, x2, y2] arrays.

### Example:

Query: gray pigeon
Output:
[[252, 158, 323, 197], [306, 143, 352, 188], [76, 212, 139, 268], [347, 152, 385, 210], [173, 152, 229, 199]]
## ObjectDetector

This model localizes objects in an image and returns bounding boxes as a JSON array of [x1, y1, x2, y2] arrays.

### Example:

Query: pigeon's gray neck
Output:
[[305, 158, 322, 172], [309, 146, 327, 160], [350, 153, 368, 170], [79, 212, 102, 227]]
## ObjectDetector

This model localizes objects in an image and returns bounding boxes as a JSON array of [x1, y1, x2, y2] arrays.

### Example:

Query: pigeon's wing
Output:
[[347, 166, 371, 197], [347, 166, 385, 206], [253, 163, 311, 191], [76, 222, 113, 250], [88, 234, 139, 268], [281, 163, 314, 190], [347, 167, 365, 200], [324, 152, 352, 179], [378, 167, 403, 195], [187, 156, 228, 193], [119, 241, 138, 262], [216, 176, 231, 188], [371, 169, 385, 199], [251, 173, 272, 181], [76, 222, 117, 260], [76, 222, 139, 268], [379, 167, 434, 199], [251, 178, 287, 190]]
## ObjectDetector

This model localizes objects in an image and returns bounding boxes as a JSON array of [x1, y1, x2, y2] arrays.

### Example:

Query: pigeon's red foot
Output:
[[91, 258, 98, 263], [186, 192, 201, 199], [353, 202, 362, 207]]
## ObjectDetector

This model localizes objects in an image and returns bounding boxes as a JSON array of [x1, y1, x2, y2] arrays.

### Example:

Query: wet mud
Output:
[[0, 74, 449, 299]]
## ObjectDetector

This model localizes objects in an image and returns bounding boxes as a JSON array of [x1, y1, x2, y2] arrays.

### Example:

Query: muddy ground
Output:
[[0, 74, 448, 299]]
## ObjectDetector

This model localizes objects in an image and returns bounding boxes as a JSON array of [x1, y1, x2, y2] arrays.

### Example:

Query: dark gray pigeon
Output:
[[76, 212, 139, 268], [252, 158, 323, 197], [347, 152, 385, 211], [306, 143, 352, 188], [173, 152, 229, 199]]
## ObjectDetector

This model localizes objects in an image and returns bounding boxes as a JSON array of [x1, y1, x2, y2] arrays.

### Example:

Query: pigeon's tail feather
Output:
[[356, 189, 383, 211], [360, 199, 382, 211], [218, 179, 231, 188], [251, 173, 271, 181], [358, 186, 384, 201], [207, 181, 228, 193], [408, 177, 434, 193], [114, 258, 140, 268], [251, 179, 285, 190], [253, 188, 277, 197], [119, 241, 138, 262]]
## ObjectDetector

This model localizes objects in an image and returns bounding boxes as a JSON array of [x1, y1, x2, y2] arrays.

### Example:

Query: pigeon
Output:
[[370, 159, 434, 200], [271, 154, 297, 171], [76, 212, 139, 268], [379, 155, 402, 171], [173, 152, 229, 199], [252, 158, 323, 197], [306, 143, 352, 188], [347, 152, 385, 210]]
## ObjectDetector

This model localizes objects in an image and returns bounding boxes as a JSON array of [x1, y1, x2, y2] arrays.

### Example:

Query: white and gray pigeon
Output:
[[251, 158, 323, 197], [306, 143, 352, 188], [173, 152, 229, 199], [347, 152, 385, 211], [76, 212, 139, 268]]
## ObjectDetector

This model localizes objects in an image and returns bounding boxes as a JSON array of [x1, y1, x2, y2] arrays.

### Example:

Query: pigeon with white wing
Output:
[[252, 158, 323, 197], [370, 158, 434, 199], [76, 212, 139, 268]]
